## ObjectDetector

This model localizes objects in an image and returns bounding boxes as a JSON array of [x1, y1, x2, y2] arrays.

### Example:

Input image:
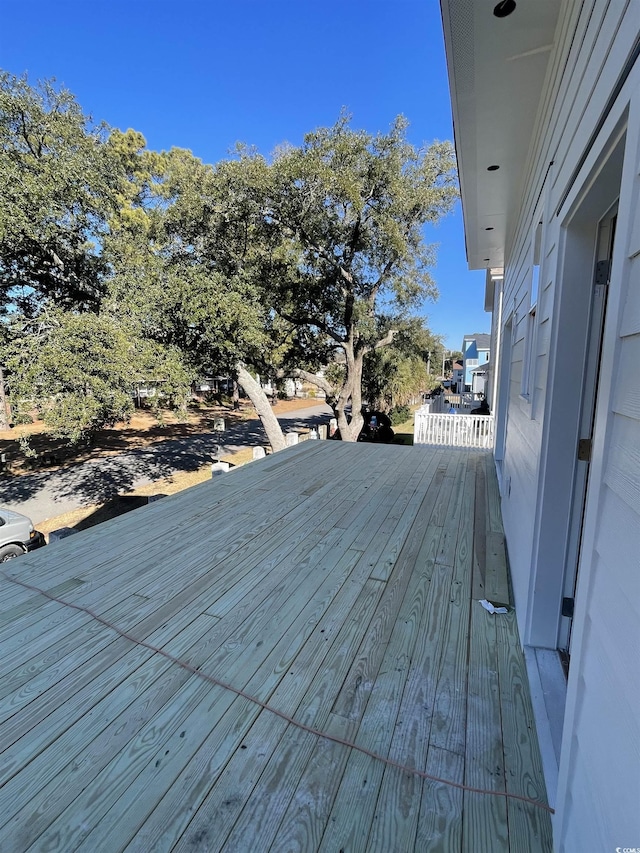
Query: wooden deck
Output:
[[0, 442, 552, 852]]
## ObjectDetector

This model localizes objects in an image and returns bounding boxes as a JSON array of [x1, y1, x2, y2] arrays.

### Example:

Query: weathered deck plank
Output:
[[2, 613, 223, 850], [315, 569, 436, 850], [463, 603, 508, 851], [0, 442, 552, 852], [366, 559, 454, 851], [496, 613, 553, 852]]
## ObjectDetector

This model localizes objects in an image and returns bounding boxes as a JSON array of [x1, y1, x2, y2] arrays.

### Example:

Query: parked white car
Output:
[[0, 508, 46, 561]]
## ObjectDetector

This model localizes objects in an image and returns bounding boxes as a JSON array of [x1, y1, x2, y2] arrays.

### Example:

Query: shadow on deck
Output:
[[0, 442, 552, 851]]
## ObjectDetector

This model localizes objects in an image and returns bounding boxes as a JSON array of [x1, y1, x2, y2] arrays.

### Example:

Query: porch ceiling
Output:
[[440, 0, 561, 270], [0, 442, 552, 851]]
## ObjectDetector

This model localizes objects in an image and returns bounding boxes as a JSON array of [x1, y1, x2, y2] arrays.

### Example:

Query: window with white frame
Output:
[[521, 220, 542, 400]]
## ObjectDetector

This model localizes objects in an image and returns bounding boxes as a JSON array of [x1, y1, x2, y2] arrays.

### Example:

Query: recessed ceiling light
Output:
[[494, 0, 516, 17], [487, 165, 500, 171]]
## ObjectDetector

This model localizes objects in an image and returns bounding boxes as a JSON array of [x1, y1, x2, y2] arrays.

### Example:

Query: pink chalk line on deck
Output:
[[1, 569, 554, 815]]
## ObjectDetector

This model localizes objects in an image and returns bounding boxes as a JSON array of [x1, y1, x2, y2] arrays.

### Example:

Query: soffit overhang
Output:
[[440, 0, 561, 270]]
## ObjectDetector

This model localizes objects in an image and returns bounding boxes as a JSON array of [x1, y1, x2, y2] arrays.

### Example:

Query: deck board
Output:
[[0, 442, 552, 852], [366, 559, 453, 851], [317, 549, 439, 853], [496, 613, 554, 852], [463, 603, 509, 851]]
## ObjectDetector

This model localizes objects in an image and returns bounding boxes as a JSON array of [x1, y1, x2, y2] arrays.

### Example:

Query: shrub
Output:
[[389, 405, 412, 426]]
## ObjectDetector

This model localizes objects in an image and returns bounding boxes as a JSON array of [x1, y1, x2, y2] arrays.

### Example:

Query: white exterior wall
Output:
[[554, 87, 640, 852], [491, 1, 640, 848]]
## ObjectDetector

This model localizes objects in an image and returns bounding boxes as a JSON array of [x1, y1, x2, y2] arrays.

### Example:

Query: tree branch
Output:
[[276, 308, 344, 344], [361, 328, 398, 355], [19, 110, 40, 159], [367, 258, 396, 306], [287, 368, 336, 399]]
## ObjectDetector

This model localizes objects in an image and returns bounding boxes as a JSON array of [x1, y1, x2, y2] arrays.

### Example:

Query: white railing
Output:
[[422, 392, 476, 414], [414, 409, 495, 448]]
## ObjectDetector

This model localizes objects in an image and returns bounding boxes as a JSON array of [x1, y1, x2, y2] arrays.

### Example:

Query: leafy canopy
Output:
[[0, 72, 126, 315], [0, 75, 457, 447], [226, 114, 458, 437]]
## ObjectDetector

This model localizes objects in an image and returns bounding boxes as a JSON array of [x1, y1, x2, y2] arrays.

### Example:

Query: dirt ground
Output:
[[2, 398, 415, 538], [0, 397, 319, 475], [1, 397, 327, 536]]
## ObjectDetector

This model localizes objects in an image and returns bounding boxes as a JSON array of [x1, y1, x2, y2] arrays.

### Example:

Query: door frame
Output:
[[557, 204, 617, 654], [524, 121, 627, 650]]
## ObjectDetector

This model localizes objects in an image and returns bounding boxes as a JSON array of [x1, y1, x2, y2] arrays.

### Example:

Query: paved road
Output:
[[0, 404, 334, 525]]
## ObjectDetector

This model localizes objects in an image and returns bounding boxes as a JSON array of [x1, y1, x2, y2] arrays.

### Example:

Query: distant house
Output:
[[470, 359, 490, 398], [442, 0, 640, 849], [461, 333, 490, 393], [451, 359, 464, 393], [191, 376, 232, 400]]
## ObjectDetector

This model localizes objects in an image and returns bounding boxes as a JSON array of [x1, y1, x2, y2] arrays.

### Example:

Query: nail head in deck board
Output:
[[0, 446, 551, 852]]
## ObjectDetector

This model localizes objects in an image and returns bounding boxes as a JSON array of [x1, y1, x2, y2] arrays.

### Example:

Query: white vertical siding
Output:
[[499, 0, 640, 623], [491, 0, 640, 848], [557, 116, 640, 849]]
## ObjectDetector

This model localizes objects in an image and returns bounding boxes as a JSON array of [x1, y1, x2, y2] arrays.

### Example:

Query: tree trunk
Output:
[[235, 363, 286, 453], [334, 376, 354, 440], [232, 379, 240, 410], [348, 354, 365, 439], [333, 344, 365, 442], [0, 366, 10, 430]]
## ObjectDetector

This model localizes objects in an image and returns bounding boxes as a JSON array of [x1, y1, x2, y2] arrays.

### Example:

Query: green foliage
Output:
[[0, 76, 457, 447], [389, 405, 412, 426], [361, 319, 441, 411], [324, 362, 346, 389], [0, 72, 125, 314], [4, 309, 191, 440]]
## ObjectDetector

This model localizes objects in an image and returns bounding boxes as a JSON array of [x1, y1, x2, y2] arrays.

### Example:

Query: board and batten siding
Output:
[[497, 177, 553, 620], [497, 0, 640, 627], [554, 97, 640, 851], [489, 1, 640, 848]]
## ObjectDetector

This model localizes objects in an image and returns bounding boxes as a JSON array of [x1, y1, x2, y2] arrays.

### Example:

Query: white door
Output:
[[558, 206, 617, 655]]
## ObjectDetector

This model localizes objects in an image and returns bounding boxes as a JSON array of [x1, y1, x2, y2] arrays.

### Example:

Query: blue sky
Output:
[[0, 0, 488, 350]]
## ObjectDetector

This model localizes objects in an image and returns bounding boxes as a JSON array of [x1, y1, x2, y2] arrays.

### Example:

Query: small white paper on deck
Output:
[[479, 599, 509, 614]]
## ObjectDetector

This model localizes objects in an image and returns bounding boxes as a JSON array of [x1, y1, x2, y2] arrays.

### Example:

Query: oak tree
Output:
[[236, 115, 458, 439]]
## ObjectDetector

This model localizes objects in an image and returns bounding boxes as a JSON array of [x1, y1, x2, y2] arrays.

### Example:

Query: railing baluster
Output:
[[413, 408, 495, 449]]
